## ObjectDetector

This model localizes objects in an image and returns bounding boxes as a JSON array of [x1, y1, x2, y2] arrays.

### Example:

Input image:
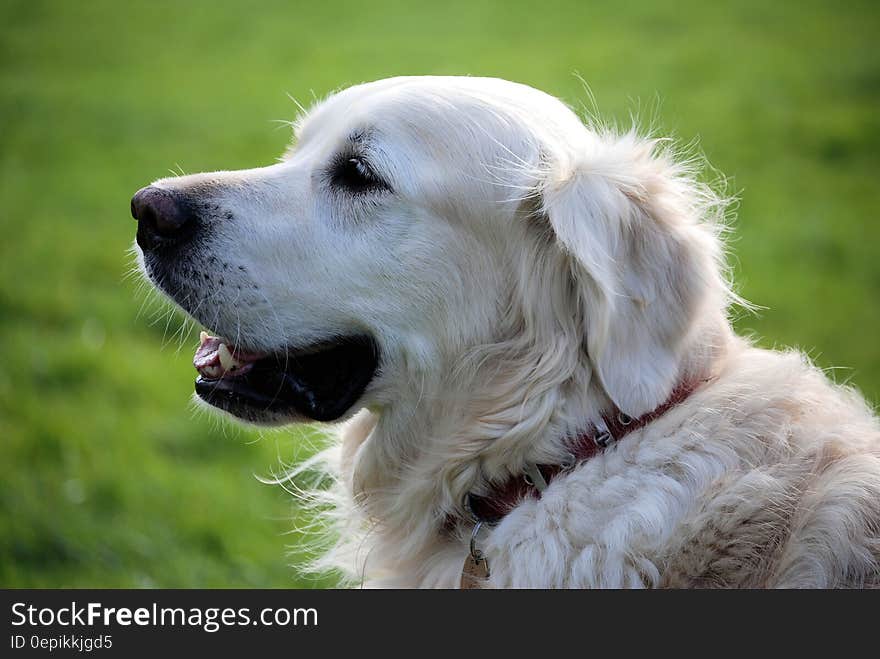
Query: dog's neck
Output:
[[333, 316, 732, 584]]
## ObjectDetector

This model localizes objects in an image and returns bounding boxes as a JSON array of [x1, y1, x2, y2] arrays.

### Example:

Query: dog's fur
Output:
[[140, 76, 880, 588]]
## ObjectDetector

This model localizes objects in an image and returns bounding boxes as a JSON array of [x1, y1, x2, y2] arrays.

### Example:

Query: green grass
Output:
[[1, 0, 877, 587]]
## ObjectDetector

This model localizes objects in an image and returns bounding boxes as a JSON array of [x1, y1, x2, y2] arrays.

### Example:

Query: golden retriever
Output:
[[132, 76, 880, 587]]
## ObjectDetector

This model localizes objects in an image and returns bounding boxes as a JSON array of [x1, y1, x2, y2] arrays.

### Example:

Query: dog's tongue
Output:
[[194, 331, 267, 380]]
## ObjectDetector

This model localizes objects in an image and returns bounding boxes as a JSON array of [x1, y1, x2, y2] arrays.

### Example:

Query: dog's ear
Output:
[[538, 134, 725, 417]]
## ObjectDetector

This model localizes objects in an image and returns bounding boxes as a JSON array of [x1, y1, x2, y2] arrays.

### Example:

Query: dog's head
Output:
[[132, 76, 731, 426]]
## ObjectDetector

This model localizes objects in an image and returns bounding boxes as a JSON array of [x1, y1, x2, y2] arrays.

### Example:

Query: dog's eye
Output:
[[330, 156, 389, 194]]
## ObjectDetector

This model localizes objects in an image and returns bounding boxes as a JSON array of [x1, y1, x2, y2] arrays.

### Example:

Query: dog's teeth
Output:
[[200, 330, 209, 344], [218, 343, 237, 371]]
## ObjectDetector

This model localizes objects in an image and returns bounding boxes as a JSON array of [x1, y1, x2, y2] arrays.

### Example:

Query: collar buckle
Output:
[[593, 417, 613, 448]]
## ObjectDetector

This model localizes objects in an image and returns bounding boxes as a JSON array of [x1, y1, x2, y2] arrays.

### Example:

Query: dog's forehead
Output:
[[294, 76, 580, 153]]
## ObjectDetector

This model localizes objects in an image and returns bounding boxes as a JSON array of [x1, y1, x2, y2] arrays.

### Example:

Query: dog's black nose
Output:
[[130, 186, 196, 250]]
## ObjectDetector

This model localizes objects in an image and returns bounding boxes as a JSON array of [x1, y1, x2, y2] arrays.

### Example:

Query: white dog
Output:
[[132, 76, 880, 588]]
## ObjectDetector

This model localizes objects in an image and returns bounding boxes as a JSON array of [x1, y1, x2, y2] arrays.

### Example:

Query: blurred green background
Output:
[[1, 0, 877, 587]]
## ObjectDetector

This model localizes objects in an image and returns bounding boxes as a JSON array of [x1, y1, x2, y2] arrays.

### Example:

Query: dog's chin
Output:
[[193, 335, 380, 425]]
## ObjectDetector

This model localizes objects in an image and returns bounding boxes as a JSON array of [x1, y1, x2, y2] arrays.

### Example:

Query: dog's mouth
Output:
[[193, 331, 380, 423]]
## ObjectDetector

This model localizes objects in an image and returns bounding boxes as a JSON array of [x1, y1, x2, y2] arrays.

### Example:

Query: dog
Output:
[[131, 76, 880, 588]]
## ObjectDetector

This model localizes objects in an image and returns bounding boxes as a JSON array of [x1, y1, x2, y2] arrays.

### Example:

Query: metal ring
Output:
[[470, 521, 484, 560], [523, 473, 534, 486], [560, 451, 576, 470], [617, 412, 633, 426]]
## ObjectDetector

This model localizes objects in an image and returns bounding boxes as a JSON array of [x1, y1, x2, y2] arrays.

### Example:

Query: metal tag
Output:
[[460, 553, 490, 589], [461, 520, 490, 588]]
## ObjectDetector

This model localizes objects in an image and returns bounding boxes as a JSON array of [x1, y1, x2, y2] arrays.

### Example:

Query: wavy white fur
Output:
[[144, 77, 880, 588]]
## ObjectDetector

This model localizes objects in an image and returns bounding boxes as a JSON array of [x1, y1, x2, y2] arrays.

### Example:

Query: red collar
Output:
[[458, 378, 708, 527]]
